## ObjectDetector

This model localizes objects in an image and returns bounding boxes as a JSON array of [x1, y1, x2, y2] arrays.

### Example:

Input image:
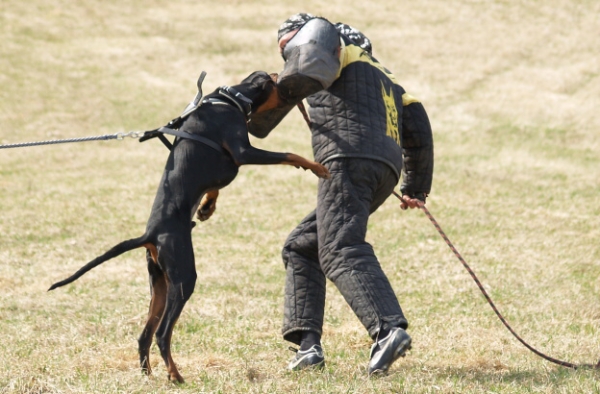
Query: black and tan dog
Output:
[[48, 71, 329, 383]]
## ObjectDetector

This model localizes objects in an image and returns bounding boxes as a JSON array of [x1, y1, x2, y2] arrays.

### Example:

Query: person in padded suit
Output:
[[248, 13, 434, 375]]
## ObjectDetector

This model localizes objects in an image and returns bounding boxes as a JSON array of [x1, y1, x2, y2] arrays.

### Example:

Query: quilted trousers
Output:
[[282, 158, 408, 345]]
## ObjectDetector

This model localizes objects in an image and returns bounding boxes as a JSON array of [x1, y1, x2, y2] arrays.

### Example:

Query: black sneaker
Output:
[[287, 345, 325, 370], [368, 327, 412, 375]]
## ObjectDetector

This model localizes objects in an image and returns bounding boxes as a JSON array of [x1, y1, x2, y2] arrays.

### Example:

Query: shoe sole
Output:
[[288, 351, 326, 371], [289, 359, 325, 371]]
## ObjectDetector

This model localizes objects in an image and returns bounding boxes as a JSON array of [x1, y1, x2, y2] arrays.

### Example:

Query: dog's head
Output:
[[234, 71, 280, 114]]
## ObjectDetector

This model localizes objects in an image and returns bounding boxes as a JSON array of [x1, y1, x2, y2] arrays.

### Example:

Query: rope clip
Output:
[[116, 131, 142, 140]]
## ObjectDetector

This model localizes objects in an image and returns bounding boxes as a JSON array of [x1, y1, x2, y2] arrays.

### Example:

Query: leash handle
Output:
[[392, 191, 598, 370]]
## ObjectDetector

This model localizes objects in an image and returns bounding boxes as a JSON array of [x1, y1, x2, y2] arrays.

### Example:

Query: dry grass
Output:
[[1, 0, 599, 392]]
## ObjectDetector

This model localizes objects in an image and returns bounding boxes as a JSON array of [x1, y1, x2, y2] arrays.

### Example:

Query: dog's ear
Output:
[[263, 75, 276, 89], [241, 71, 273, 88]]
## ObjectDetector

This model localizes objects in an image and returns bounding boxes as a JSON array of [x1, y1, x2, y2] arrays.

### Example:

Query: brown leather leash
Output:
[[391, 191, 600, 370]]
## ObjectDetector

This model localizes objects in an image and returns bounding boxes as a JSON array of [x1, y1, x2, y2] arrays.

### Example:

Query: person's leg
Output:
[[281, 210, 327, 369], [316, 159, 408, 339], [317, 159, 412, 374], [281, 210, 326, 347]]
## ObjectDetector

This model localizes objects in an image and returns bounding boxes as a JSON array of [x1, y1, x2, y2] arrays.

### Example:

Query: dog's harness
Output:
[[203, 86, 253, 121], [139, 72, 253, 152]]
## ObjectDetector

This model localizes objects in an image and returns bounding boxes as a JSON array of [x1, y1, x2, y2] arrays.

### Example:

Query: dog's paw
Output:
[[197, 191, 219, 221], [312, 164, 330, 179], [197, 204, 215, 221]]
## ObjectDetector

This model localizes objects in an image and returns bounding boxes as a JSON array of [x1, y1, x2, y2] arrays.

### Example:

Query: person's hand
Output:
[[400, 194, 424, 210]]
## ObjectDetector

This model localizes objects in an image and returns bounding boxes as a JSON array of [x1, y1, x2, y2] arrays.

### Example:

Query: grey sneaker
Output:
[[368, 327, 412, 375], [287, 345, 325, 370]]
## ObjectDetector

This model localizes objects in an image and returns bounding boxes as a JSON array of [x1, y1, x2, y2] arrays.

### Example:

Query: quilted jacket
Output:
[[278, 21, 434, 196]]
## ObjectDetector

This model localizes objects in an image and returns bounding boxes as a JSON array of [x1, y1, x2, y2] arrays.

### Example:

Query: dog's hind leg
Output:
[[154, 236, 197, 383], [138, 248, 167, 377]]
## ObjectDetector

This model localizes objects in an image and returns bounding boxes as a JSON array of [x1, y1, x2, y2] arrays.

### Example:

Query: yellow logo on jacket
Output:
[[381, 82, 400, 146], [339, 42, 418, 147]]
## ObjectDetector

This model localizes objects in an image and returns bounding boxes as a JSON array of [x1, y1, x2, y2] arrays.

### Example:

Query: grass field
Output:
[[1, 0, 599, 392]]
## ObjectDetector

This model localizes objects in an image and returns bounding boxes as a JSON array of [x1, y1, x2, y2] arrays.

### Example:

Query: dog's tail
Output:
[[48, 235, 149, 291]]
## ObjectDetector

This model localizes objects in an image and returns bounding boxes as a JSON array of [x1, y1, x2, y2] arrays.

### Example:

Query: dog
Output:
[[48, 71, 329, 383]]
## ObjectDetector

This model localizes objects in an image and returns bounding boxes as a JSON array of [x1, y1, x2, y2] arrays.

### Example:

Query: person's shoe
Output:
[[287, 345, 325, 370], [368, 327, 412, 375]]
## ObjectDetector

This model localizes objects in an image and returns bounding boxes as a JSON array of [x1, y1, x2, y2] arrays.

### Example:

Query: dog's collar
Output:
[[215, 86, 253, 121]]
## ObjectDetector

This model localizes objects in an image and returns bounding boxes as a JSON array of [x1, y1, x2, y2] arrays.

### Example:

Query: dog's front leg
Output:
[[281, 153, 330, 179], [197, 190, 219, 221], [224, 140, 330, 179]]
